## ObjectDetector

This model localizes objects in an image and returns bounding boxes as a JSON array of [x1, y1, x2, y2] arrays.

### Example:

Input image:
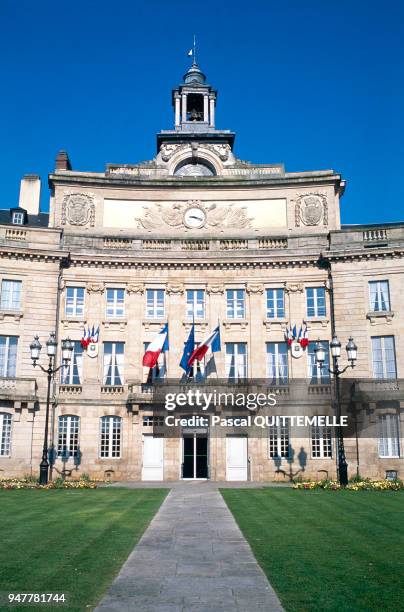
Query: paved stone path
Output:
[[96, 483, 284, 612]]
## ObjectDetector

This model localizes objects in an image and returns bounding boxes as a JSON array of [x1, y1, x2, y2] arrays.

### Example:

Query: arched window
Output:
[[57, 415, 80, 458], [174, 159, 216, 177], [100, 416, 122, 458], [0, 412, 12, 456]]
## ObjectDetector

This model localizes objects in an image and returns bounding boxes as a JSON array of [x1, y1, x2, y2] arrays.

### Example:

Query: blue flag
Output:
[[180, 323, 195, 372]]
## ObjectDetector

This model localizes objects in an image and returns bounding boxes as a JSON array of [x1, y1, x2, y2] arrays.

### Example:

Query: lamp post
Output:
[[30, 333, 73, 485], [314, 335, 357, 486]]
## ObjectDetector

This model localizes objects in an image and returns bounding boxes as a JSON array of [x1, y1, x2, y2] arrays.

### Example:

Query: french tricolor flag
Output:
[[187, 324, 221, 367], [142, 324, 169, 368], [299, 325, 309, 349]]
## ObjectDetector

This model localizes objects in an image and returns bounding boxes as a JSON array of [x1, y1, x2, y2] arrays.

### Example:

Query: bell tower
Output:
[[172, 60, 217, 130]]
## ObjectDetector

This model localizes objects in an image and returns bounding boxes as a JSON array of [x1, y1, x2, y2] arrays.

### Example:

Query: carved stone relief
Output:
[[166, 283, 184, 295], [294, 193, 328, 227], [246, 283, 264, 294], [284, 282, 304, 293], [135, 200, 253, 231], [126, 283, 144, 294], [61, 193, 95, 227], [86, 282, 104, 294], [207, 284, 225, 294]]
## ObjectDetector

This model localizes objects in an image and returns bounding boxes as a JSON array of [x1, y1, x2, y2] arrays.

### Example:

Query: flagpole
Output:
[[193, 34, 197, 64]]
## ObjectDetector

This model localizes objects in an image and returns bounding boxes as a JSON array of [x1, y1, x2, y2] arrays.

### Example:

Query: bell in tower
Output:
[[172, 58, 217, 131]]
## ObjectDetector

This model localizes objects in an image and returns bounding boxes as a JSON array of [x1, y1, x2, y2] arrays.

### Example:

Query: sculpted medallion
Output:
[[61, 193, 95, 227], [295, 193, 328, 227]]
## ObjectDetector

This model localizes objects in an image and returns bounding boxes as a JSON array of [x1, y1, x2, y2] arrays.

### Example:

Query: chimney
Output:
[[55, 150, 72, 171], [18, 174, 41, 215]]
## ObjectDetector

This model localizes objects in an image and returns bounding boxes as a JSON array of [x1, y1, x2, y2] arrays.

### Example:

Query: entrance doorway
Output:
[[142, 435, 164, 481], [182, 434, 208, 479], [226, 436, 248, 481]]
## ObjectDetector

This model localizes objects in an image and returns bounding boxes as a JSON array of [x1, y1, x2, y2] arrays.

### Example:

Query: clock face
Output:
[[184, 207, 207, 229]]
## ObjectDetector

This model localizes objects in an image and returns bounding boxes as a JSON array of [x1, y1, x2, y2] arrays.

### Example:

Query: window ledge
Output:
[[183, 320, 208, 329], [263, 318, 287, 331], [0, 310, 23, 321], [61, 318, 86, 330], [367, 311, 394, 324], [304, 317, 329, 328], [142, 319, 167, 330], [103, 319, 127, 329], [223, 319, 248, 330]]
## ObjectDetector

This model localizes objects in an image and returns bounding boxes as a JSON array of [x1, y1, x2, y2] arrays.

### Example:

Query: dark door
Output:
[[182, 436, 194, 478], [196, 437, 208, 478]]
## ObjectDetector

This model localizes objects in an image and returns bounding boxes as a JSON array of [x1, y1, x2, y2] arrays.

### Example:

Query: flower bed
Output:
[[293, 478, 404, 491], [0, 477, 97, 490]]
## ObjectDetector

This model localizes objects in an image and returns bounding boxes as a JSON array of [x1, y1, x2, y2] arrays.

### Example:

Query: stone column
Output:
[[174, 96, 180, 127], [209, 97, 215, 127], [203, 94, 209, 123], [181, 94, 187, 124]]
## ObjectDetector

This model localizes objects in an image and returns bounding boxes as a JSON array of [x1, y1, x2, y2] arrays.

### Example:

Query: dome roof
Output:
[[183, 61, 206, 85]]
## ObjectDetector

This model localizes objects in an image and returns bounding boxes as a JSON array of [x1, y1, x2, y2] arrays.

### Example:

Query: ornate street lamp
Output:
[[30, 333, 74, 485], [315, 335, 358, 486]]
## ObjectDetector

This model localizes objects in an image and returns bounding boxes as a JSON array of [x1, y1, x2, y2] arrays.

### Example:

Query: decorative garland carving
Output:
[[246, 283, 264, 294], [126, 283, 144, 294], [86, 282, 104, 294], [166, 283, 184, 295], [207, 284, 225, 294], [284, 282, 304, 293]]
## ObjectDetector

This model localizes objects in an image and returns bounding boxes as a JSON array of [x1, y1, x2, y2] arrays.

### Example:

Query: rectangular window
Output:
[[0, 280, 21, 311], [306, 287, 326, 317], [225, 343, 247, 381], [311, 426, 332, 458], [266, 288, 285, 318], [65, 287, 85, 317], [226, 289, 245, 319], [146, 289, 165, 319], [143, 416, 165, 427], [266, 343, 288, 384], [378, 414, 400, 458], [103, 342, 124, 386], [143, 342, 166, 381], [0, 336, 18, 377], [57, 415, 80, 457], [60, 341, 83, 385], [100, 416, 122, 458], [268, 422, 289, 458], [307, 341, 330, 384], [12, 211, 24, 225], [106, 288, 125, 318], [186, 289, 205, 319], [372, 336, 397, 379], [0, 413, 12, 456], [369, 280, 390, 312]]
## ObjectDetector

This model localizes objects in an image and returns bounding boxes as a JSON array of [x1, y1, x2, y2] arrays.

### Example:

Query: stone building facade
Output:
[[0, 60, 402, 482]]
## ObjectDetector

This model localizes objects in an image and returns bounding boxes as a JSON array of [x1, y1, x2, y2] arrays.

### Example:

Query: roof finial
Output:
[[193, 34, 197, 65]]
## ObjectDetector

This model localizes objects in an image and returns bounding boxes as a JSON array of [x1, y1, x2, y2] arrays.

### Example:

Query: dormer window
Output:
[[12, 211, 24, 225]]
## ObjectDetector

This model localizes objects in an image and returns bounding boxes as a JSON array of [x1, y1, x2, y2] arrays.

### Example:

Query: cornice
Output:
[[48, 172, 342, 191], [326, 247, 404, 263], [0, 246, 67, 262]]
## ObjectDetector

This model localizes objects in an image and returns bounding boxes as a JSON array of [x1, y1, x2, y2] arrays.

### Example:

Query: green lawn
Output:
[[221, 488, 404, 612], [0, 488, 168, 612]]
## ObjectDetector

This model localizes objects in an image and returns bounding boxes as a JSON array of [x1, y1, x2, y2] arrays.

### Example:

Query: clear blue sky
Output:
[[1, 0, 403, 224]]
